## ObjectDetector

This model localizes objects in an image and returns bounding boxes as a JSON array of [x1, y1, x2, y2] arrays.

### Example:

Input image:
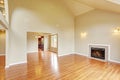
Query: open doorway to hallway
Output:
[[38, 36, 44, 51], [27, 32, 58, 54]]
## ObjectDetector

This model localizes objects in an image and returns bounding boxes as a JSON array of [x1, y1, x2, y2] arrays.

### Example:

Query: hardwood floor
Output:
[[0, 55, 5, 80], [1, 51, 120, 80]]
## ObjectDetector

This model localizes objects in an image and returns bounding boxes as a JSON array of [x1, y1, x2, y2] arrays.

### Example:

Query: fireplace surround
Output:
[[89, 44, 110, 62]]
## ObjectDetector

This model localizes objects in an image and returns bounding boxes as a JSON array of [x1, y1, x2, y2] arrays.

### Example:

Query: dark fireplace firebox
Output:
[[91, 47, 105, 60]]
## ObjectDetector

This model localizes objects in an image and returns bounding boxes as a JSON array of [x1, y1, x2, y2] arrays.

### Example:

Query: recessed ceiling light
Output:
[[106, 0, 120, 5]]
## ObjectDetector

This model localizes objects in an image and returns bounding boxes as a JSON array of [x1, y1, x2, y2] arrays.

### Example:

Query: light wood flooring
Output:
[[0, 55, 5, 80], [0, 51, 120, 80]]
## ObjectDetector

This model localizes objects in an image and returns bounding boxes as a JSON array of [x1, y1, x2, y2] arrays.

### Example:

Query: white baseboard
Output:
[[27, 52, 38, 54], [75, 52, 120, 64], [9, 61, 27, 66], [4, 52, 120, 69], [0, 54, 5, 56], [5, 65, 10, 69], [75, 53, 88, 57], [27, 51, 38, 53], [109, 59, 120, 64], [58, 53, 74, 57], [5, 61, 27, 69], [58, 52, 88, 57]]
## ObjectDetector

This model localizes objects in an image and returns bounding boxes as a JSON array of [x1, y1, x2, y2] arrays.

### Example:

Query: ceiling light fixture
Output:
[[106, 0, 120, 5], [80, 32, 87, 38], [113, 27, 120, 33], [0, 1, 4, 4]]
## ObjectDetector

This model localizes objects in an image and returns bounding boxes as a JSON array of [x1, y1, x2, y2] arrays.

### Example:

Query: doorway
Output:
[[27, 32, 58, 53], [38, 36, 44, 51]]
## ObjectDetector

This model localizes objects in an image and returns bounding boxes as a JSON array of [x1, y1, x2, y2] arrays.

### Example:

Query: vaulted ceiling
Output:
[[62, 0, 120, 16]]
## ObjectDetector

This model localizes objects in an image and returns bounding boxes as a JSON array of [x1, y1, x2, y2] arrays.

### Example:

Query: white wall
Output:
[[0, 31, 5, 55], [7, 0, 74, 66], [27, 32, 38, 53], [75, 10, 120, 62]]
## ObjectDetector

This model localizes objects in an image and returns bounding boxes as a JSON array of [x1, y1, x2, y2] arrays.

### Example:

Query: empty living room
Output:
[[0, 0, 120, 80]]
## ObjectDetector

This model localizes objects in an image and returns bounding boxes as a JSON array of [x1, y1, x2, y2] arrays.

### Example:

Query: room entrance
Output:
[[27, 32, 58, 53]]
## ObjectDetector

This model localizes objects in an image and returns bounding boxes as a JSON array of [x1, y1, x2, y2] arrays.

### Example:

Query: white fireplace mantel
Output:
[[88, 44, 110, 62]]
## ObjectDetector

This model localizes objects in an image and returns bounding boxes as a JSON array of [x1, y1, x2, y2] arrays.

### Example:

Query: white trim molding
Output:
[[109, 59, 120, 64], [88, 44, 110, 62], [27, 51, 38, 53], [58, 53, 74, 57], [5, 61, 27, 69], [9, 61, 27, 66], [75, 52, 88, 57], [5, 65, 10, 69], [74, 52, 120, 64], [27, 52, 38, 54]]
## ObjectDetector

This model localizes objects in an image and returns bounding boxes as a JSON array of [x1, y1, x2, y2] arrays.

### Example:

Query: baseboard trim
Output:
[[75, 52, 120, 64], [58, 53, 74, 57], [75, 53, 88, 57], [0, 54, 5, 56], [9, 61, 27, 66], [5, 61, 27, 69], [27, 52, 38, 54], [27, 51, 38, 53], [4, 53, 120, 69], [109, 59, 120, 64], [5, 65, 10, 69], [58, 53, 88, 57]]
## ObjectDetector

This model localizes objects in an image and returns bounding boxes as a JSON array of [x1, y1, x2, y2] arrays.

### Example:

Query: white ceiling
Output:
[[62, 0, 120, 16], [62, 0, 94, 16]]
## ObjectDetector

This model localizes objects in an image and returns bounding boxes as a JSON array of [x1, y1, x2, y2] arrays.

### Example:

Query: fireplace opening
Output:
[[91, 47, 105, 60]]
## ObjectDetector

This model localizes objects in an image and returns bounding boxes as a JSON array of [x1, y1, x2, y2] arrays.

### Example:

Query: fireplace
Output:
[[89, 44, 110, 61], [91, 47, 105, 60]]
